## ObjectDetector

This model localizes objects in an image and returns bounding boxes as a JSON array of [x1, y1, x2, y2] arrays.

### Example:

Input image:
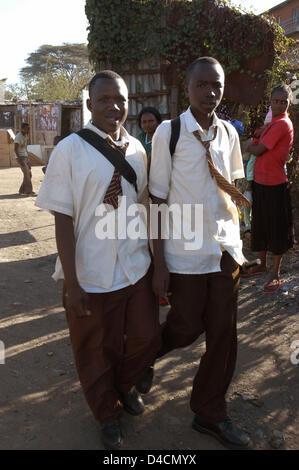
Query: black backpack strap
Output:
[[169, 116, 181, 157], [76, 128, 138, 193]]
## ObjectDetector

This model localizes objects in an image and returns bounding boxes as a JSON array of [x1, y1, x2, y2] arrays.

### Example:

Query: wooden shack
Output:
[[97, 58, 175, 138], [87, 0, 281, 138], [0, 101, 82, 166]]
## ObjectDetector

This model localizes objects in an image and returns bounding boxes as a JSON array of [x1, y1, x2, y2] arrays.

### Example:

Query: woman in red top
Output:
[[247, 84, 294, 293]]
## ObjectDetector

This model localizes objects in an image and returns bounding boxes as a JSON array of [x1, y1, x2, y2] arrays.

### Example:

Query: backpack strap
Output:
[[169, 116, 181, 157], [76, 128, 138, 193], [169, 117, 232, 157]]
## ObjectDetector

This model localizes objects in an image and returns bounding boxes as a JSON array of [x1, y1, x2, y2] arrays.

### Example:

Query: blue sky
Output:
[[0, 0, 284, 85]]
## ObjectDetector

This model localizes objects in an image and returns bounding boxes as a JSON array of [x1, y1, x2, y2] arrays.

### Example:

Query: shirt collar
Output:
[[271, 112, 288, 123], [184, 106, 219, 136], [85, 120, 130, 146]]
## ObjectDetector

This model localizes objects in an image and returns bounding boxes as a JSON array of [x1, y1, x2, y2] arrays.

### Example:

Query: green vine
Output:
[[85, 0, 298, 195], [85, 0, 294, 87]]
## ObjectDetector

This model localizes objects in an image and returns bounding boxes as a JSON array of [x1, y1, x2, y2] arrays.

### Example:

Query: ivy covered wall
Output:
[[85, 0, 293, 106]]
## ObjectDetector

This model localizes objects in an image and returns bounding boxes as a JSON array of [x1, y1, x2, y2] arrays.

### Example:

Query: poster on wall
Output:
[[35, 105, 59, 131]]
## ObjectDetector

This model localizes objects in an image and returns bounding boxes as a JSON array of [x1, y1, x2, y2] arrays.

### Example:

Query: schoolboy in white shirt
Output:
[[35, 71, 161, 450], [149, 57, 250, 450]]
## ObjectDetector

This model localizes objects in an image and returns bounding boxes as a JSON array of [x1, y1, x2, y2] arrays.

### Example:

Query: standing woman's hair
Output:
[[271, 83, 293, 101], [138, 107, 162, 129]]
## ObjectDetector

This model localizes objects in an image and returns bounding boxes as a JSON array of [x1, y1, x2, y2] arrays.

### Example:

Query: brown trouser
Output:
[[63, 267, 161, 424], [18, 157, 33, 194], [158, 251, 240, 424]]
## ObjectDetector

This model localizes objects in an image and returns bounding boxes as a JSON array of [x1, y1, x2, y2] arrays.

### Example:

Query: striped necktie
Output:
[[103, 136, 129, 210], [193, 128, 251, 207]]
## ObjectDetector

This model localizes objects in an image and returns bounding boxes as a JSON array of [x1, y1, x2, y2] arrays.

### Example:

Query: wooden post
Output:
[[170, 85, 179, 119], [29, 102, 34, 145]]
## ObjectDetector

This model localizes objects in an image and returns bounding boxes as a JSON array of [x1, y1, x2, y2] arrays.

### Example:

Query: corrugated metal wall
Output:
[[122, 58, 171, 138]]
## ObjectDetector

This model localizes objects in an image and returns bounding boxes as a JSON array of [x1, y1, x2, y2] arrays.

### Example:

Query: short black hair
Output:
[[138, 107, 162, 129], [271, 83, 293, 101], [186, 57, 223, 83], [21, 122, 29, 129], [88, 70, 125, 96]]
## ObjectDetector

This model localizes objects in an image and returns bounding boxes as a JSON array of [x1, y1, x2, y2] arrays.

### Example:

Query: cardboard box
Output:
[[27, 145, 44, 165], [0, 152, 10, 167], [0, 143, 10, 152], [0, 129, 14, 144], [9, 144, 18, 167]]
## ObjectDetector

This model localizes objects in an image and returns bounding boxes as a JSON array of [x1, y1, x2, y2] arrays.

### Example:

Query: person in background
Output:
[[241, 99, 276, 238], [14, 122, 35, 196], [246, 84, 294, 293], [228, 119, 244, 137], [242, 124, 268, 236], [137, 106, 169, 306], [137, 106, 162, 162]]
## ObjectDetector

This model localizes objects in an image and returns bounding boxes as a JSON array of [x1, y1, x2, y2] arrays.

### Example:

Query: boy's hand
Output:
[[65, 284, 92, 318], [152, 264, 170, 298]]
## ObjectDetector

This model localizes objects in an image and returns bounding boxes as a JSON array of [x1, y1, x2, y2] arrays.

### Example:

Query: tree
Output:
[[23, 69, 92, 101], [20, 43, 93, 84], [4, 82, 27, 100], [5, 43, 94, 101]]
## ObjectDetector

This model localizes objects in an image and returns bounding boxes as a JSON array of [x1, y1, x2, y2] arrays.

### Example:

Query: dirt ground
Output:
[[0, 167, 298, 451]]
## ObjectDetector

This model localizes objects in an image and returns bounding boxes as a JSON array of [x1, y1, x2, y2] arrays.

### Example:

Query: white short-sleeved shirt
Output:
[[35, 121, 151, 291], [149, 107, 245, 274], [14, 132, 28, 157]]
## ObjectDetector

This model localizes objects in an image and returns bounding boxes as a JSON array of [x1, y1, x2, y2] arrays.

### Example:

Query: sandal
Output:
[[263, 279, 285, 294], [240, 265, 267, 278]]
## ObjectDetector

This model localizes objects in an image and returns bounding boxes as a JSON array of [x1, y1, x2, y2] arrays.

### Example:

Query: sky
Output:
[[0, 0, 285, 85]]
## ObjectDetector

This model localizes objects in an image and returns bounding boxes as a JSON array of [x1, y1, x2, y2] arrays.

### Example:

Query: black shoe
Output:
[[136, 366, 154, 394], [192, 416, 250, 450], [100, 420, 122, 450], [121, 387, 145, 416]]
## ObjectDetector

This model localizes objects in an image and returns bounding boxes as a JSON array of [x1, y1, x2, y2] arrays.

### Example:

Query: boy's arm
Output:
[[54, 212, 91, 318], [14, 142, 20, 157], [149, 122, 172, 298], [150, 195, 169, 298]]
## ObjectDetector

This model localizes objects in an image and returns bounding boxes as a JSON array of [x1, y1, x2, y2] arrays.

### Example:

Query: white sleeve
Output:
[[229, 125, 245, 181], [148, 121, 172, 200], [35, 140, 74, 217], [14, 133, 22, 144], [134, 139, 148, 201]]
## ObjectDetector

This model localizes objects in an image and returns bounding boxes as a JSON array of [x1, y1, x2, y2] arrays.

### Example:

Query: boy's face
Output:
[[186, 63, 225, 116], [270, 90, 290, 117], [87, 78, 128, 137]]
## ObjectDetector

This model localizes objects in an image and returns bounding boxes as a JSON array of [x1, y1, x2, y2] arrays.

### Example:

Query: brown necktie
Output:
[[103, 136, 129, 210], [193, 128, 251, 207]]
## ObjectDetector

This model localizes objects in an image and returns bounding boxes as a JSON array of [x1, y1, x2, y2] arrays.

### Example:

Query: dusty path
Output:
[[0, 167, 298, 450]]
